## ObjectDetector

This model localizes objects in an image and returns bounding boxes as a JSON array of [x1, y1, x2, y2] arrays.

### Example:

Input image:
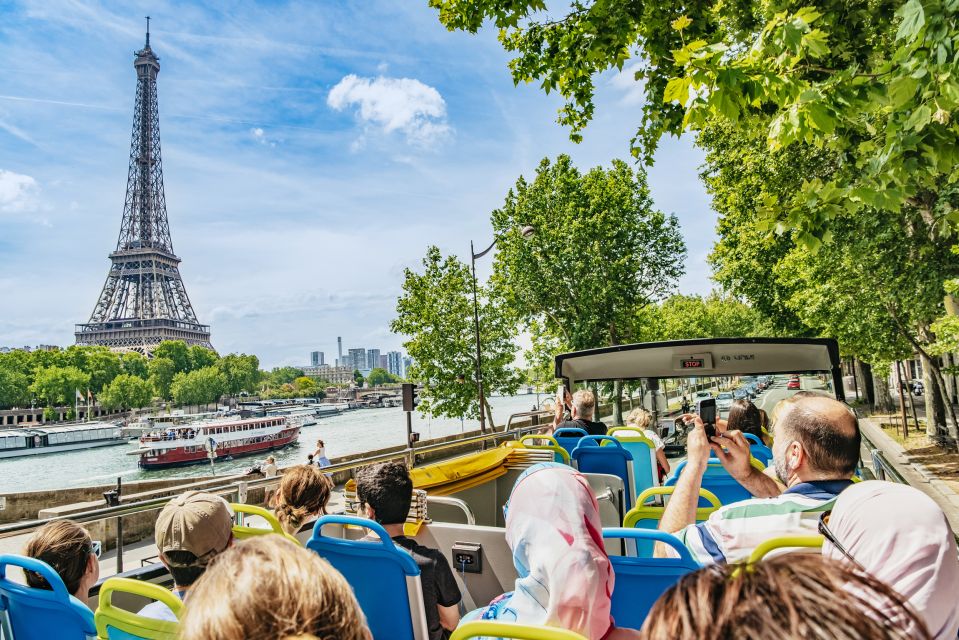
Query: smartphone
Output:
[[556, 384, 566, 406], [698, 398, 717, 439]]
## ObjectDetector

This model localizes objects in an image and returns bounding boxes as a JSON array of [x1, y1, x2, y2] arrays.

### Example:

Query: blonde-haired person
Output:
[[23, 520, 100, 605], [179, 536, 371, 640], [625, 407, 670, 479], [272, 464, 332, 543]]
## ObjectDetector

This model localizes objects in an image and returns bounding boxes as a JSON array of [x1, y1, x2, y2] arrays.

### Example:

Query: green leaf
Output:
[[888, 76, 919, 108], [806, 103, 835, 133], [671, 16, 692, 32], [663, 77, 691, 104], [904, 104, 932, 130], [802, 29, 830, 58], [896, 0, 925, 41]]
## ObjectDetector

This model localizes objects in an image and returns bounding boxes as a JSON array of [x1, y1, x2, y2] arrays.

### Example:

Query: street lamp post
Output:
[[470, 225, 535, 434]]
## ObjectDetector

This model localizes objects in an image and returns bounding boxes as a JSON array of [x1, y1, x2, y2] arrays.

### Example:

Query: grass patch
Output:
[[877, 421, 959, 481]]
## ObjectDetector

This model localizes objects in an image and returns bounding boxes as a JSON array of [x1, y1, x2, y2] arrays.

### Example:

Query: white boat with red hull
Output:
[[131, 416, 300, 470]]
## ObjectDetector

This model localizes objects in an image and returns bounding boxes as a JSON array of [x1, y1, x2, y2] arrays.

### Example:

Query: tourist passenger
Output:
[[139, 491, 234, 620], [821, 480, 959, 639], [657, 395, 859, 564], [263, 455, 278, 478], [179, 536, 370, 640], [639, 554, 929, 640], [355, 461, 461, 640], [725, 398, 764, 442], [313, 439, 331, 467], [23, 520, 100, 604], [272, 464, 331, 543], [625, 407, 670, 478], [466, 463, 639, 639], [551, 389, 608, 436]]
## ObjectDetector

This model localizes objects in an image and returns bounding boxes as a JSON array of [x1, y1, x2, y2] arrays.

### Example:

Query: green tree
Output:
[[153, 341, 191, 374], [491, 155, 685, 423], [392, 246, 521, 427], [366, 368, 398, 387], [29, 366, 90, 409], [148, 357, 177, 401], [269, 367, 305, 387], [83, 347, 123, 392], [188, 345, 218, 371], [99, 374, 153, 411], [171, 366, 227, 408], [293, 376, 324, 398], [353, 369, 365, 387], [0, 368, 30, 409], [121, 352, 149, 379], [218, 354, 260, 395]]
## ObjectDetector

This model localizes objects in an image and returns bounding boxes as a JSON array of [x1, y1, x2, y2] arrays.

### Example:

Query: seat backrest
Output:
[[0, 554, 96, 640], [742, 433, 774, 466], [230, 503, 301, 545], [602, 529, 700, 630], [518, 435, 570, 465], [552, 428, 589, 459], [622, 487, 722, 557], [306, 515, 428, 640], [451, 621, 588, 640], [571, 437, 634, 511], [747, 535, 824, 564], [95, 577, 181, 640], [664, 457, 764, 505], [607, 427, 659, 494]]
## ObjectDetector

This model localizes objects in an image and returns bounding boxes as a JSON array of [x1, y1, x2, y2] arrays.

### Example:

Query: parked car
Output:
[[787, 378, 801, 390], [693, 390, 713, 402], [716, 391, 734, 412]]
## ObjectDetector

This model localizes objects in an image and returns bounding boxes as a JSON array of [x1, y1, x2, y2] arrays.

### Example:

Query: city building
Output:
[[337, 336, 343, 365], [347, 348, 366, 371], [303, 365, 353, 385], [310, 351, 325, 366], [386, 351, 404, 378], [366, 349, 381, 370], [378, 354, 389, 369]]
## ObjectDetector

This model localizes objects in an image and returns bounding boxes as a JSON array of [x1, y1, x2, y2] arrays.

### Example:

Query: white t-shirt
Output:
[[643, 429, 665, 451], [263, 462, 278, 478]]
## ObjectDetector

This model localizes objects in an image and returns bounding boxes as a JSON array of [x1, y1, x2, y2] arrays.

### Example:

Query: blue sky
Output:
[[0, 1, 715, 369]]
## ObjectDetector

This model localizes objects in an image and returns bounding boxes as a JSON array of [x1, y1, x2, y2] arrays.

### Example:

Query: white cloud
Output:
[[0, 169, 40, 214], [609, 62, 646, 106], [327, 74, 451, 147], [249, 127, 276, 147]]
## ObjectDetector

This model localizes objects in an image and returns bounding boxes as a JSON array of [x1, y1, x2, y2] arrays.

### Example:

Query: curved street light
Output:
[[470, 225, 536, 434]]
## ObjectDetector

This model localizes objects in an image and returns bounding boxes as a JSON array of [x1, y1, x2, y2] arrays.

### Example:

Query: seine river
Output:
[[0, 394, 547, 493]]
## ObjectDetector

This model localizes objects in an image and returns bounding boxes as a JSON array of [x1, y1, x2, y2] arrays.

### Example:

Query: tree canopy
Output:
[[98, 374, 153, 411]]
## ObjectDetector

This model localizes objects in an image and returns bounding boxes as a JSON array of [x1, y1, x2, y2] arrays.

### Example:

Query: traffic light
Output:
[[402, 383, 419, 412]]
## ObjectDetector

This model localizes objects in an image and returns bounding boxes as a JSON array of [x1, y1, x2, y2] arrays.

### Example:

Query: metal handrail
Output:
[[426, 496, 476, 526]]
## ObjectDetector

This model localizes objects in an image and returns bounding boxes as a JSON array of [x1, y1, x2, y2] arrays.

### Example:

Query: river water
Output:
[[0, 394, 548, 493]]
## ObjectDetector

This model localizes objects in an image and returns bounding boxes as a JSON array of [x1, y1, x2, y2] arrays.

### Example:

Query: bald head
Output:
[[777, 396, 860, 477]]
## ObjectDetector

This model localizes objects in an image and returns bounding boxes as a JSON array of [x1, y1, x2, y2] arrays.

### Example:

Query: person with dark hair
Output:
[[23, 520, 100, 604], [657, 395, 859, 564], [639, 554, 930, 640], [725, 398, 763, 441], [139, 491, 234, 621], [355, 461, 461, 640]]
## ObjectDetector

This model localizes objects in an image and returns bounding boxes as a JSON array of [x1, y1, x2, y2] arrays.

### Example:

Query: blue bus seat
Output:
[[571, 436, 635, 511], [665, 456, 764, 506], [552, 428, 590, 459], [307, 515, 429, 640], [622, 487, 722, 557], [607, 427, 659, 495], [742, 433, 774, 467], [0, 554, 96, 640], [94, 577, 182, 639], [601, 529, 700, 630]]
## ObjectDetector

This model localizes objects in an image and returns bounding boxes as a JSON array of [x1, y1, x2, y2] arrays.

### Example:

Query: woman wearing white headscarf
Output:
[[821, 480, 959, 640]]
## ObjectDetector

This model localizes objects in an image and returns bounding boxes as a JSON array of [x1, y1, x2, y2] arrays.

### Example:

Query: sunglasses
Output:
[[346, 500, 365, 513], [90, 540, 102, 559], [818, 511, 864, 571]]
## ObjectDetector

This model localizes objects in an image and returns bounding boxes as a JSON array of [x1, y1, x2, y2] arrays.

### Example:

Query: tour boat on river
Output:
[[0, 422, 125, 459], [131, 415, 300, 469]]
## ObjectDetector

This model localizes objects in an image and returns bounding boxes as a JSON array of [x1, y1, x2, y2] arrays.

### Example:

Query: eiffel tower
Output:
[[76, 21, 212, 355]]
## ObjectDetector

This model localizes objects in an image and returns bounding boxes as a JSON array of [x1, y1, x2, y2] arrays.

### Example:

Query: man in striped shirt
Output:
[[658, 395, 859, 565]]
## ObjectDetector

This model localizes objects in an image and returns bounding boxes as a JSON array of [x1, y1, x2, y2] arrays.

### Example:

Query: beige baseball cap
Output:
[[155, 491, 233, 567]]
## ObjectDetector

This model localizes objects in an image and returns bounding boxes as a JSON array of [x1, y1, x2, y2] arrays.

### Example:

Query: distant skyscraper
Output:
[[337, 337, 343, 364], [386, 351, 403, 377], [378, 354, 388, 369], [347, 348, 366, 371], [310, 351, 324, 366], [366, 349, 381, 370]]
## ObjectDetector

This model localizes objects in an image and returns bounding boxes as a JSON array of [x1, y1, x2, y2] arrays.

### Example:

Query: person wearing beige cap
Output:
[[138, 491, 234, 621]]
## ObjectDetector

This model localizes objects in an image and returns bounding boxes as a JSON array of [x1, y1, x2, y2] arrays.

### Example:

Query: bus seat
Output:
[[607, 427, 659, 494], [747, 535, 824, 564], [95, 578, 181, 639], [580, 473, 627, 555], [664, 457, 765, 506], [571, 436, 635, 511], [518, 435, 570, 465], [622, 487, 722, 557], [230, 503, 300, 545], [552, 428, 589, 459], [451, 621, 588, 640], [601, 529, 700, 630], [742, 433, 774, 466], [0, 554, 96, 640], [307, 515, 429, 640]]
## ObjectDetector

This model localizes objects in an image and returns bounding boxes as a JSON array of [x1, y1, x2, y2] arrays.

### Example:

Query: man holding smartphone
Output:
[[551, 388, 608, 436]]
